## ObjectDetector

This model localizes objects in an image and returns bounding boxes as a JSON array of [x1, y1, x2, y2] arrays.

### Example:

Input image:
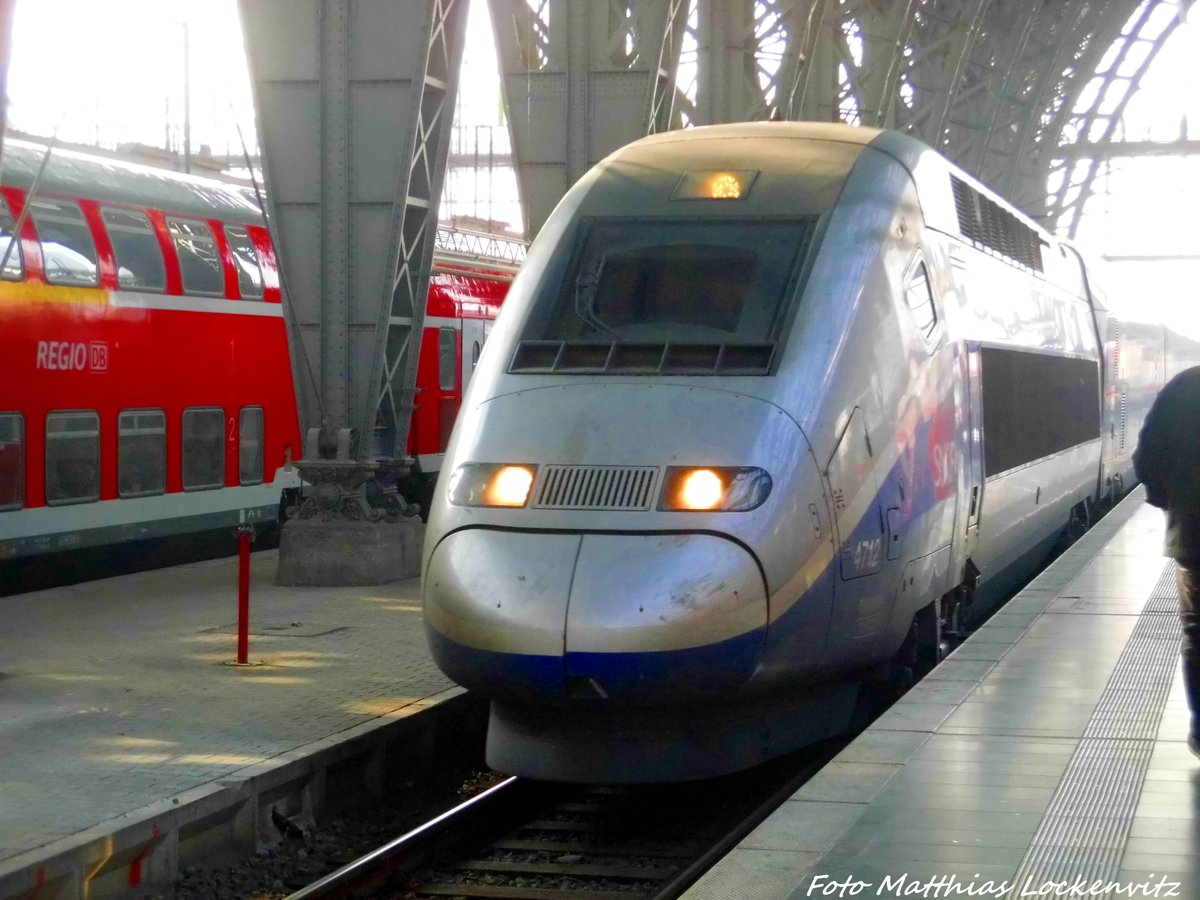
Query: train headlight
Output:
[[659, 467, 772, 512], [448, 463, 537, 508]]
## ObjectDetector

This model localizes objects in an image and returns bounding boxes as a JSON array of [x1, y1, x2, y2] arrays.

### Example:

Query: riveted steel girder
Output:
[[488, 0, 678, 236], [239, 0, 468, 476]]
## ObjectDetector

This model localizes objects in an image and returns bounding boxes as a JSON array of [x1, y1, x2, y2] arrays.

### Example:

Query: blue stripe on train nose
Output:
[[425, 626, 566, 698], [565, 626, 766, 699]]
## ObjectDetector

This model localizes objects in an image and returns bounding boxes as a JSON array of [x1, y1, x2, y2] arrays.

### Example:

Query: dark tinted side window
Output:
[[981, 348, 1100, 476], [103, 208, 166, 292], [32, 199, 98, 287], [119, 409, 166, 497], [46, 411, 100, 504], [168, 218, 224, 295], [0, 413, 23, 510], [183, 407, 225, 490]]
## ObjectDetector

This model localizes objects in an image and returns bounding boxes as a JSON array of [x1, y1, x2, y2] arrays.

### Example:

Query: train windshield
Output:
[[514, 218, 814, 375]]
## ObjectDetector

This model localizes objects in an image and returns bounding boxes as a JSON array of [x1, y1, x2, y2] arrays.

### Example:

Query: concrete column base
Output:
[[276, 518, 425, 586]]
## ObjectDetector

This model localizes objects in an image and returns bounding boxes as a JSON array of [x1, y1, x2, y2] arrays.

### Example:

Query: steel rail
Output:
[[284, 775, 524, 900]]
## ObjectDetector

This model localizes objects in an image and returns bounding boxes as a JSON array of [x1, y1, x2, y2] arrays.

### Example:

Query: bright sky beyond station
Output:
[[8, 0, 1200, 337]]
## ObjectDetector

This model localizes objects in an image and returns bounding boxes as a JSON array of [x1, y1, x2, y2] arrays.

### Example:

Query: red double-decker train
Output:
[[0, 138, 518, 575]]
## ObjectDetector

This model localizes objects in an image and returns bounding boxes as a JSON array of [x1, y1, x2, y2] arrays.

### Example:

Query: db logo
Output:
[[35, 340, 110, 373], [89, 342, 109, 372]]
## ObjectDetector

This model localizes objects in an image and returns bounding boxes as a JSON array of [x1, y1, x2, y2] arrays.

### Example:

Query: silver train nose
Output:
[[423, 528, 768, 701]]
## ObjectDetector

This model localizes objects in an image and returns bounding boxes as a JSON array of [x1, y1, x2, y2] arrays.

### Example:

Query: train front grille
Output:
[[532, 465, 658, 510]]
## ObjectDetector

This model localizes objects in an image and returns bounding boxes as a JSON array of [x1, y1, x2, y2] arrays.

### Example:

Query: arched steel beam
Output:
[[1047, 2, 1191, 235]]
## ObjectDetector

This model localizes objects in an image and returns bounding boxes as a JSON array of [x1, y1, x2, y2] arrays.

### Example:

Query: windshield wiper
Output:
[[573, 259, 620, 340]]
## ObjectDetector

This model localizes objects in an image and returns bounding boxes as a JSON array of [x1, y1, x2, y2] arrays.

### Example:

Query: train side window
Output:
[[31, 198, 98, 287], [45, 411, 100, 505], [239, 406, 264, 485], [438, 328, 457, 390], [904, 259, 938, 342], [118, 409, 166, 497], [224, 226, 263, 300], [167, 218, 224, 296], [102, 208, 166, 292], [980, 348, 1101, 476], [0, 204, 24, 280], [0, 413, 23, 510], [182, 407, 225, 490]]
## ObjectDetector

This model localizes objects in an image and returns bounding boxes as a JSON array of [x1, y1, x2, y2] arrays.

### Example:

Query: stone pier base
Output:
[[276, 518, 425, 586]]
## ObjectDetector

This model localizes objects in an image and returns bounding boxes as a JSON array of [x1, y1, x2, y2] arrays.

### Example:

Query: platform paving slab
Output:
[[0, 549, 463, 897], [687, 490, 1200, 900]]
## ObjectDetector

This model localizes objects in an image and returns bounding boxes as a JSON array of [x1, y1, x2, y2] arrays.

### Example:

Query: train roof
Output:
[[619, 121, 1061, 262], [0, 138, 265, 225], [632, 121, 884, 148]]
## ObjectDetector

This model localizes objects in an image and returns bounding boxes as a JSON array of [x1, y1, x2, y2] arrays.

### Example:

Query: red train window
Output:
[[182, 407, 225, 491], [103, 208, 166, 292], [438, 328, 457, 391], [168, 218, 223, 296], [0, 413, 23, 511], [225, 226, 263, 300], [31, 199, 98, 287], [239, 407, 264, 485], [118, 409, 166, 498], [45, 411, 100, 505]]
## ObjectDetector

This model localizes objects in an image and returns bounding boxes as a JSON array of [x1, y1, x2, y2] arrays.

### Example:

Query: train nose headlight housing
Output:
[[659, 467, 772, 512], [448, 463, 537, 508]]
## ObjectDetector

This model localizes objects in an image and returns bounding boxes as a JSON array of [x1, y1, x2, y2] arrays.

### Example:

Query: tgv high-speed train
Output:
[[422, 123, 1199, 783]]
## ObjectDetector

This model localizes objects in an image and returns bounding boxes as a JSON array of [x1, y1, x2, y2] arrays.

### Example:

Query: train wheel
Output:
[[914, 599, 944, 675]]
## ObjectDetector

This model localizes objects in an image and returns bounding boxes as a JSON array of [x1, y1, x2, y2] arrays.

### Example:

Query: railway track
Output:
[[284, 743, 841, 900]]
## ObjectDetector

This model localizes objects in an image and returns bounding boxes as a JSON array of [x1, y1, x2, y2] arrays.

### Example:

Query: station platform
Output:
[[0, 548, 467, 898], [687, 489, 1197, 900]]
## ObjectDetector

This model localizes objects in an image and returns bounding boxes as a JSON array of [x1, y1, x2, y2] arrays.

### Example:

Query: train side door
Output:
[[962, 343, 985, 549], [461, 318, 487, 394], [825, 407, 889, 660]]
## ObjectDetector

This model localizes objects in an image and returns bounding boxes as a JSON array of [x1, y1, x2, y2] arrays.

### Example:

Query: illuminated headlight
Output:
[[448, 463, 537, 508], [659, 467, 772, 512]]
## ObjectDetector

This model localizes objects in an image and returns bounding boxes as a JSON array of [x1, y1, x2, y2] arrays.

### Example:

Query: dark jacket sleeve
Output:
[[1134, 373, 1186, 509]]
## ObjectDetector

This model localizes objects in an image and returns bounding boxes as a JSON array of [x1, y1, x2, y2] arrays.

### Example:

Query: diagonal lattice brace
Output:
[[366, 0, 471, 463]]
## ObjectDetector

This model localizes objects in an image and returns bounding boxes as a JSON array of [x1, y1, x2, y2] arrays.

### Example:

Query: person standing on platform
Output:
[[1134, 365, 1200, 757]]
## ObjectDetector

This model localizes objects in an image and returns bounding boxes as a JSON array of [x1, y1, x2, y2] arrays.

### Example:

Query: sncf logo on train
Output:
[[35, 340, 109, 373]]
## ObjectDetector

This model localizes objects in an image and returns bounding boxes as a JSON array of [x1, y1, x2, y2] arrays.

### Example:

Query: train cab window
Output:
[[0, 204, 24, 280], [0, 413, 23, 511], [438, 328, 457, 390], [102, 208, 166, 292], [167, 218, 224, 296], [224, 226, 263, 300], [904, 259, 938, 342], [31, 199, 98, 287], [118, 409, 166, 497], [522, 218, 813, 369], [238, 406, 264, 485], [45, 411, 100, 505], [182, 407, 225, 490]]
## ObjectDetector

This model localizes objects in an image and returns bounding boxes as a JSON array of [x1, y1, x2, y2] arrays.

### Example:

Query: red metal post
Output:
[[236, 525, 254, 664]]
